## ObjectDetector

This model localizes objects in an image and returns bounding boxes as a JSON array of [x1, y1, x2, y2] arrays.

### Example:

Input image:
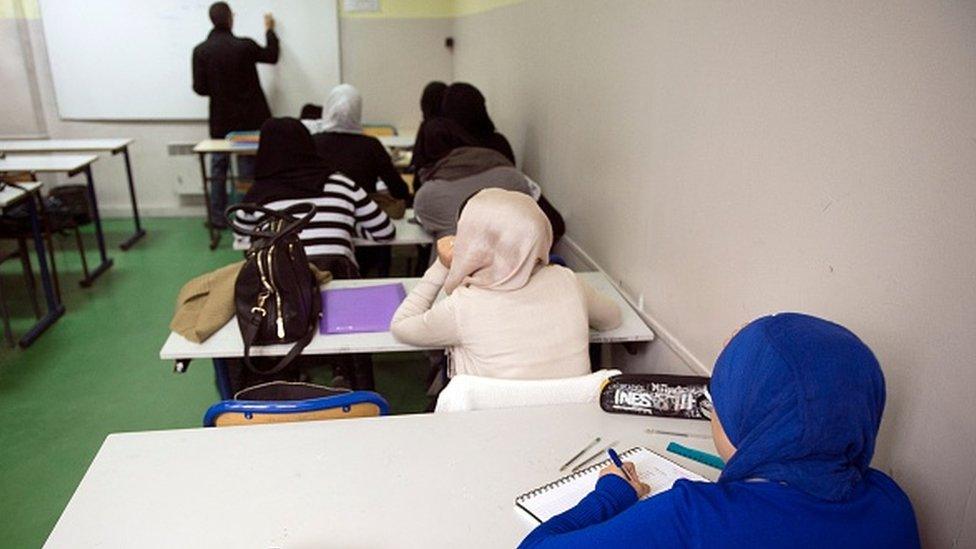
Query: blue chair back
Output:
[[204, 390, 390, 427]]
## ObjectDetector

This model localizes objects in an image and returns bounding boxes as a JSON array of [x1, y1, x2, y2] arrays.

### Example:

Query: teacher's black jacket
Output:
[[192, 28, 279, 138]]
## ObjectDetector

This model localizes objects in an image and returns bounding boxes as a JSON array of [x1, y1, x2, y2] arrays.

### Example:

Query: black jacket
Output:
[[192, 28, 279, 138], [312, 132, 411, 200]]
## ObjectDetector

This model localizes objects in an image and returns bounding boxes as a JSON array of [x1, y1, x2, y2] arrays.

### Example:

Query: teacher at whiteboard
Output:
[[192, 2, 279, 229]]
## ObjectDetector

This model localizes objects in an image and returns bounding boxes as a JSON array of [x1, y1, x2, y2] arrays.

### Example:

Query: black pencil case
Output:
[[599, 374, 711, 420]]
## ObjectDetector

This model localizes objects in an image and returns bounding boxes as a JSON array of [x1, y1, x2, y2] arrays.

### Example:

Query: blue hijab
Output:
[[710, 313, 886, 502]]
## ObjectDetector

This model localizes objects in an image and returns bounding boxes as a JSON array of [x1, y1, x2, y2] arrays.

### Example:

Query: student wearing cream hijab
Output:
[[391, 189, 622, 379]]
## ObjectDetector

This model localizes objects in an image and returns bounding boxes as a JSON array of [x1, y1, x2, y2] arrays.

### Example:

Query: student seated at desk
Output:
[[234, 117, 396, 271], [304, 84, 410, 202], [412, 83, 516, 182], [390, 189, 621, 379], [413, 146, 533, 240], [409, 81, 447, 174], [233, 117, 394, 388], [519, 313, 920, 549]]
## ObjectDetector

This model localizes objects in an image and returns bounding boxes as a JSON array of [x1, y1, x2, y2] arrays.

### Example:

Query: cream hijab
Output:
[[303, 84, 363, 135], [444, 188, 553, 295]]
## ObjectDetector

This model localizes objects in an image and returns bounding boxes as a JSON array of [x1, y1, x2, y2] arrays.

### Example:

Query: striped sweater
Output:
[[234, 173, 395, 262]]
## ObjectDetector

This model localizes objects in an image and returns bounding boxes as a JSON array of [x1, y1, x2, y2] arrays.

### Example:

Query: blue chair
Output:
[[204, 390, 390, 427]]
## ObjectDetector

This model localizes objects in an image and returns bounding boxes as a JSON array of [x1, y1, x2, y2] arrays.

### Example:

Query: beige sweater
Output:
[[390, 261, 622, 379]]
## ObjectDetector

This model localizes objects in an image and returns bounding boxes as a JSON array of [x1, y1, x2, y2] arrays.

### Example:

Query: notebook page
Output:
[[516, 447, 708, 523]]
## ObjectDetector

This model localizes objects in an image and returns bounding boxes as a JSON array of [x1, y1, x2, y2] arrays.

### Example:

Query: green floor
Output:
[[0, 218, 430, 548]]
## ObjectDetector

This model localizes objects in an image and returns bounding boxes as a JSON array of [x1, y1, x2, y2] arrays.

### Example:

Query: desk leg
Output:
[[78, 165, 114, 287], [19, 192, 65, 347], [213, 358, 232, 400], [198, 153, 221, 251], [414, 244, 432, 276], [589, 343, 603, 372], [117, 147, 146, 250]]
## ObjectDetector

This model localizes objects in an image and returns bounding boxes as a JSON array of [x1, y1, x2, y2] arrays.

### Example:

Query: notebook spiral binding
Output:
[[516, 447, 641, 503]]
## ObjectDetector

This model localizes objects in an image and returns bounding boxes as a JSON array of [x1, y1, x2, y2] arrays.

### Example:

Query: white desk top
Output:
[[196, 134, 415, 155], [232, 210, 433, 251], [193, 139, 258, 155], [0, 154, 98, 173], [0, 181, 42, 209], [0, 138, 132, 153], [43, 403, 717, 549], [378, 133, 416, 149], [159, 271, 654, 360]]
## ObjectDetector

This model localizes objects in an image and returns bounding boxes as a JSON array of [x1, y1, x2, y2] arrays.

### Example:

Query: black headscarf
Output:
[[441, 83, 495, 137], [420, 81, 448, 121], [243, 117, 331, 204]]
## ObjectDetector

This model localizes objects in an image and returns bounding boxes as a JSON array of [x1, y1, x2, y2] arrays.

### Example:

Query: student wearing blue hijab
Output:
[[519, 313, 920, 548]]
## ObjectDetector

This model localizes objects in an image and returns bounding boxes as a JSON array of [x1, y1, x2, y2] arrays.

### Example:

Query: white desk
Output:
[[192, 139, 258, 155], [160, 271, 654, 362], [0, 155, 113, 286], [0, 182, 65, 346], [378, 133, 416, 150], [231, 209, 434, 251], [0, 138, 145, 250], [193, 140, 258, 250], [43, 403, 717, 549]]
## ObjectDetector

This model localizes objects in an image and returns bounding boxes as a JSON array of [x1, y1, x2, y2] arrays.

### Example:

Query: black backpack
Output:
[[228, 203, 321, 375]]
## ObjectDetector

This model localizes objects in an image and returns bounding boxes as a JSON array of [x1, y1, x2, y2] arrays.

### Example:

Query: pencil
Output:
[[559, 437, 602, 471], [646, 428, 711, 439], [572, 441, 619, 472]]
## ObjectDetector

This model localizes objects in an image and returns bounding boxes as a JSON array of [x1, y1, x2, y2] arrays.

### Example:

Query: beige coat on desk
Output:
[[390, 188, 621, 379], [171, 261, 332, 344]]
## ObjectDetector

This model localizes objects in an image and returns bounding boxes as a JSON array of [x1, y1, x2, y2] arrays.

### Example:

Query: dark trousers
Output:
[[210, 153, 255, 224]]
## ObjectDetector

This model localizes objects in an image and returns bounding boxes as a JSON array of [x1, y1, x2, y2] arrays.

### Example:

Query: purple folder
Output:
[[320, 283, 407, 335]]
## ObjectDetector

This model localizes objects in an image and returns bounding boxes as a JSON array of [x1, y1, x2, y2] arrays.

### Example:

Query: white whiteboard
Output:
[[39, 0, 340, 120]]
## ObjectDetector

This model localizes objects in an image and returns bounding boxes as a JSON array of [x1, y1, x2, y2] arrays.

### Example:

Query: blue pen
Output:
[[607, 448, 635, 483]]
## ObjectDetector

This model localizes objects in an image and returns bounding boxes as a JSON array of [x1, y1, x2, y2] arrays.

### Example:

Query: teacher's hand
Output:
[[599, 462, 650, 498], [264, 13, 275, 30]]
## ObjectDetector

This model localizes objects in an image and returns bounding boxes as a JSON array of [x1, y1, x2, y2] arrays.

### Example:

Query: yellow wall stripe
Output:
[[340, 0, 527, 19], [1, 0, 525, 21], [0, 0, 39, 19]]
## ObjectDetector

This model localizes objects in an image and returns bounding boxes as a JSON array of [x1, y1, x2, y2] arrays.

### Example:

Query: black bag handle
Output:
[[226, 202, 316, 241], [240, 310, 318, 375]]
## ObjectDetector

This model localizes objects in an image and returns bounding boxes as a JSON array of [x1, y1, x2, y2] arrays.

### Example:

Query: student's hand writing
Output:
[[264, 13, 275, 30], [599, 462, 650, 498], [436, 236, 455, 268]]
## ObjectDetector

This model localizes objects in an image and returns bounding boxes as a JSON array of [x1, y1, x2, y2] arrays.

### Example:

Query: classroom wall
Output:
[[339, 16, 454, 130], [452, 0, 976, 546], [0, 11, 43, 138], [0, 0, 453, 217]]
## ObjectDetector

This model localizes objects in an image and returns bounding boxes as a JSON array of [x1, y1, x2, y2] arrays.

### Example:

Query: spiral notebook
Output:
[[515, 447, 709, 524]]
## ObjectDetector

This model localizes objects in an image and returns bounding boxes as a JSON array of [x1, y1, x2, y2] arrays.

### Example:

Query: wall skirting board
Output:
[[555, 235, 709, 376]]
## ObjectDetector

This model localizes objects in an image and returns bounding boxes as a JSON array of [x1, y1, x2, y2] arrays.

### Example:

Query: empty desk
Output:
[[0, 182, 65, 346], [0, 155, 113, 287], [0, 138, 145, 249]]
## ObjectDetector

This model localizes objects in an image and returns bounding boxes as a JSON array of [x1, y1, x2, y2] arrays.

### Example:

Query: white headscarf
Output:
[[303, 84, 364, 135]]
